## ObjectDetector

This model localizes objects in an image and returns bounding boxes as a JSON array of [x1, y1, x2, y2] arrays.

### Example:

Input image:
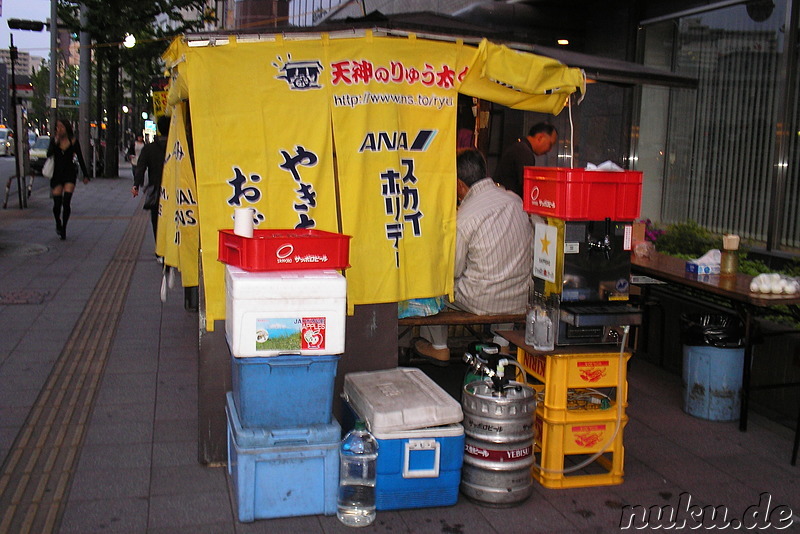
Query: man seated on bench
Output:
[[411, 148, 533, 366]]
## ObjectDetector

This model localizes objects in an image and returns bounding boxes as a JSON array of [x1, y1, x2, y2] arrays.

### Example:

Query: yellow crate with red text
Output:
[[515, 346, 631, 416], [533, 405, 627, 489]]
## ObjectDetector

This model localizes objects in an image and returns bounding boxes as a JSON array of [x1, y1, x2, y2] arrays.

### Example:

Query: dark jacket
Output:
[[493, 138, 536, 198], [46, 137, 89, 184], [133, 136, 168, 192]]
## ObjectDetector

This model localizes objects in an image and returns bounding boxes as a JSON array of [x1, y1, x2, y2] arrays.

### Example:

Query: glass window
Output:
[[638, 0, 798, 250]]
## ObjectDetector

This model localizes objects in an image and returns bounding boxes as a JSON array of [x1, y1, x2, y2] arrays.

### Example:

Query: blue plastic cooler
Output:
[[371, 424, 464, 510], [225, 392, 339, 522], [230, 353, 339, 428], [343, 368, 465, 511]]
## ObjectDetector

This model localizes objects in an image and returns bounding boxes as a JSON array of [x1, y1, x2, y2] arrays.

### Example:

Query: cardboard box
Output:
[[686, 261, 720, 275], [631, 221, 646, 244]]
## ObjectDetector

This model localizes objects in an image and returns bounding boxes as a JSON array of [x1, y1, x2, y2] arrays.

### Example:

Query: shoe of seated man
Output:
[[412, 338, 450, 367]]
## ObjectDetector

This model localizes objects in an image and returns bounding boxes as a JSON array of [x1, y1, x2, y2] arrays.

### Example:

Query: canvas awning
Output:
[[311, 10, 698, 89]]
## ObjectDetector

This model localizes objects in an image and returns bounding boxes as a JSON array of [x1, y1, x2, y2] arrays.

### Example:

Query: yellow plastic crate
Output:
[[517, 347, 631, 411], [533, 406, 626, 489], [535, 394, 628, 424]]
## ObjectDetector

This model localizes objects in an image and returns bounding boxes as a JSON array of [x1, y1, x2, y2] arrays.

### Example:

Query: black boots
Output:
[[55, 219, 65, 240]]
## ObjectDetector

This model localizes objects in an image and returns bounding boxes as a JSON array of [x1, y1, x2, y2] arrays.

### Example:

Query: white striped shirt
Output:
[[454, 178, 533, 315]]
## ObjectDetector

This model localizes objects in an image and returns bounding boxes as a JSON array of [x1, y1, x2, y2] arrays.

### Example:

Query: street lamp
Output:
[[6, 18, 45, 209], [121, 105, 129, 147]]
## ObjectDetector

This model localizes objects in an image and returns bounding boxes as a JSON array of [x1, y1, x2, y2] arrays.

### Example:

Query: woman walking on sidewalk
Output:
[[47, 119, 90, 240]]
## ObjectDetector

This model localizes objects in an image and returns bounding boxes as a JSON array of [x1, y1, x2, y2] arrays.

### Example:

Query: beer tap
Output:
[[587, 218, 613, 260], [463, 342, 512, 392]]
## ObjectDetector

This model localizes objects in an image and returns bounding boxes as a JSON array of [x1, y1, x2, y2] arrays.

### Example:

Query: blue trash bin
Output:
[[680, 314, 745, 421]]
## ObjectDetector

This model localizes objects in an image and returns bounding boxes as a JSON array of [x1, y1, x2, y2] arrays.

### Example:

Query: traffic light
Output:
[[7, 19, 45, 32]]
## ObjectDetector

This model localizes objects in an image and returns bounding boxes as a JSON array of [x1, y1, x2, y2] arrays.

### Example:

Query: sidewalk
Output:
[[0, 165, 798, 533]]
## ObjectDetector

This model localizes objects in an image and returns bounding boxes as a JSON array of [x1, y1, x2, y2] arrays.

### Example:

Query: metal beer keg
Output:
[[460, 379, 536, 506]]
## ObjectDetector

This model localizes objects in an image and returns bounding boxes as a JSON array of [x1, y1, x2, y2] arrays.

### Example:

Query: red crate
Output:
[[218, 229, 351, 271], [523, 167, 642, 221]]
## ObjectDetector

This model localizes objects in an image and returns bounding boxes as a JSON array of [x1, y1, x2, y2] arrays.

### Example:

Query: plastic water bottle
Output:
[[533, 308, 554, 351], [337, 420, 378, 527], [524, 307, 536, 346]]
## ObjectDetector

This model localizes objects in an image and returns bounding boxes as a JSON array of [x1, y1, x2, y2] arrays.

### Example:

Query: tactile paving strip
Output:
[[0, 210, 148, 534]]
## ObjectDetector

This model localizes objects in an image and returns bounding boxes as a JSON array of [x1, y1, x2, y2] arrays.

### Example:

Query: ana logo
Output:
[[359, 130, 436, 152], [276, 244, 294, 259], [273, 54, 323, 90]]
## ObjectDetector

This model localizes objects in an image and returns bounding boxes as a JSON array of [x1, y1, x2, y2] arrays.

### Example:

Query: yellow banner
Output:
[[330, 35, 473, 312], [152, 90, 169, 117], [183, 36, 337, 326], [168, 34, 583, 328], [459, 39, 585, 114], [167, 64, 188, 106], [158, 102, 199, 287]]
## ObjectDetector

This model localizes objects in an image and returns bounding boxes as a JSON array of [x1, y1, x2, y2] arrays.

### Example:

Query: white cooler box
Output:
[[343, 367, 464, 510], [225, 265, 346, 357]]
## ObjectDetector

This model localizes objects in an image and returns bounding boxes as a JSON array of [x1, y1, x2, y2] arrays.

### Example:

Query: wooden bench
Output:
[[398, 309, 526, 342]]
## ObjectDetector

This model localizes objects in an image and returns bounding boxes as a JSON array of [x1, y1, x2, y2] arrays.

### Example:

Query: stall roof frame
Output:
[[180, 15, 697, 89]]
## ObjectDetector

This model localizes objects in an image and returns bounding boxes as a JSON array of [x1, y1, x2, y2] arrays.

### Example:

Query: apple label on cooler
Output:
[[253, 317, 326, 351]]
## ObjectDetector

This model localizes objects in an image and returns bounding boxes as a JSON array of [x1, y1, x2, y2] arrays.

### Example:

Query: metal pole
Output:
[[49, 0, 58, 133], [766, 0, 799, 250], [79, 3, 92, 175], [10, 35, 22, 209]]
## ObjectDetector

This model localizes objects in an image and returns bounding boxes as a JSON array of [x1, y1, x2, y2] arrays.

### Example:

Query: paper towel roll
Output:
[[233, 208, 254, 238]]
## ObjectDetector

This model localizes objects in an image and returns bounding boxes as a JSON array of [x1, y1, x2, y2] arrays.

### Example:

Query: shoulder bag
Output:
[[42, 156, 55, 179], [142, 184, 159, 210]]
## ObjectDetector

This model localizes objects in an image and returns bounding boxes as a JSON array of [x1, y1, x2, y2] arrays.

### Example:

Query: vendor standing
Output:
[[493, 122, 558, 198], [412, 148, 533, 365]]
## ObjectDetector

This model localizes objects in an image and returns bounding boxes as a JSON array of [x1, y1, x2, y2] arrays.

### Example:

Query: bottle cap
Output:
[[354, 420, 367, 430]]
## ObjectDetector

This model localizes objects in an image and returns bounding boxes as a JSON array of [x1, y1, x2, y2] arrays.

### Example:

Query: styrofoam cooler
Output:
[[225, 265, 346, 357], [226, 392, 339, 522], [343, 367, 464, 510], [231, 351, 339, 428]]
